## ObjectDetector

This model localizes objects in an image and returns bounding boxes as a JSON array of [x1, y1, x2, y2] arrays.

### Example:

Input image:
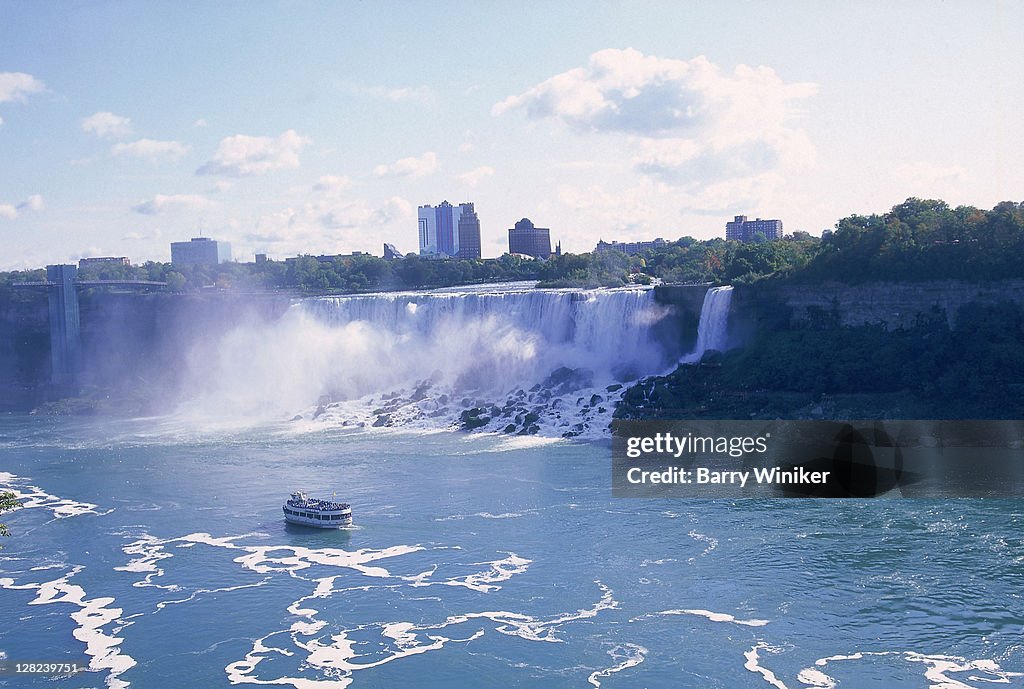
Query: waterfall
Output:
[[180, 283, 681, 437], [681, 286, 733, 364]]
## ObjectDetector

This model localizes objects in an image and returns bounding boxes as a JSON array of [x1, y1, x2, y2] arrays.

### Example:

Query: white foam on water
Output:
[[744, 643, 792, 689], [225, 632, 347, 689], [234, 542, 425, 578], [676, 609, 769, 627], [0, 567, 136, 688], [587, 643, 648, 688], [440, 552, 532, 593], [796, 667, 836, 688], [0, 472, 111, 519], [487, 435, 565, 451], [434, 509, 541, 522], [488, 581, 618, 643], [115, 533, 181, 591], [29, 563, 66, 571], [636, 608, 769, 627], [225, 579, 617, 687], [110, 530, 621, 687], [118, 532, 425, 588], [397, 551, 531, 593], [155, 580, 272, 611], [805, 650, 1024, 689]]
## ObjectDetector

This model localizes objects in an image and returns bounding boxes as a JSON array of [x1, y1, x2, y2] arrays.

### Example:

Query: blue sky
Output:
[[1, 1, 1021, 268]]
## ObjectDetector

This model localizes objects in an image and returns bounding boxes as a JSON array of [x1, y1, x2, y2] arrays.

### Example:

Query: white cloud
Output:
[[632, 131, 814, 185], [0, 72, 45, 103], [556, 182, 667, 240], [193, 118, 208, 128], [243, 196, 412, 256], [112, 138, 190, 161], [376, 196, 412, 224], [81, 111, 133, 139], [313, 174, 352, 194], [197, 129, 310, 177], [0, 194, 44, 220], [552, 170, 802, 248], [122, 229, 163, 241], [894, 162, 969, 186], [209, 180, 233, 193], [889, 162, 972, 203], [456, 165, 495, 187], [20, 194, 43, 212], [318, 202, 374, 229], [373, 151, 438, 178], [494, 48, 817, 187], [368, 85, 435, 104], [0, 115, 4, 127], [319, 196, 412, 229], [132, 193, 216, 215]]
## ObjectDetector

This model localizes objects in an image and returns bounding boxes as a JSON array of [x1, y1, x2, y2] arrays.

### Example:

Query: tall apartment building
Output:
[[418, 201, 481, 258], [508, 218, 552, 259], [725, 215, 783, 242], [170, 237, 232, 267], [456, 203, 482, 260]]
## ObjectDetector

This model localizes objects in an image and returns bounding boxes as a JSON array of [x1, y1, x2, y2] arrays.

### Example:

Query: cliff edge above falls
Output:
[[632, 279, 1024, 421], [748, 279, 1024, 330]]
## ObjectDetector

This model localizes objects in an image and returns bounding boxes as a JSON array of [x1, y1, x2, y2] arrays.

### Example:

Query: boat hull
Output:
[[282, 506, 352, 528]]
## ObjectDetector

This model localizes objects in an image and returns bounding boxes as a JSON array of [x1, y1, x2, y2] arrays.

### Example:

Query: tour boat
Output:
[[282, 491, 352, 528]]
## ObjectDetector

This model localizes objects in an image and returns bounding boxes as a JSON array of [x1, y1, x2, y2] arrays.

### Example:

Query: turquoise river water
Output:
[[1, 415, 1023, 688]]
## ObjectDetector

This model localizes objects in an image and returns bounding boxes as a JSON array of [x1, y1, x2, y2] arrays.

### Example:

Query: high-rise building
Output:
[[170, 237, 232, 267], [456, 203, 481, 260], [725, 215, 783, 242], [508, 218, 552, 258], [418, 201, 480, 258]]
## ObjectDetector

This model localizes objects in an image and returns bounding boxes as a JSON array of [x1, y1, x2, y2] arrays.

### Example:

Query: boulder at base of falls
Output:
[[460, 407, 491, 430], [542, 366, 594, 396]]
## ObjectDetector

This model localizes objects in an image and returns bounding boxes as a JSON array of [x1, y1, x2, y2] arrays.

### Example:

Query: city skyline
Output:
[[1, 2, 1022, 270], [417, 200, 481, 260]]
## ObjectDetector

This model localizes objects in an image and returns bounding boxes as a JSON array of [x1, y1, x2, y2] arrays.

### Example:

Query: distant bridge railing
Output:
[[13, 279, 167, 288]]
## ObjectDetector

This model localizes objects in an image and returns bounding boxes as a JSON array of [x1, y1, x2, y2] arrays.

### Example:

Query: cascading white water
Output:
[[680, 286, 733, 364], [180, 283, 680, 437]]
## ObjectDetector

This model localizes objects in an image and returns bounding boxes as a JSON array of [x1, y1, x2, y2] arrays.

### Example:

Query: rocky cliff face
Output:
[[652, 284, 708, 351], [623, 279, 1024, 422], [659, 280, 1024, 334], [757, 280, 1024, 330], [0, 294, 49, 410]]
